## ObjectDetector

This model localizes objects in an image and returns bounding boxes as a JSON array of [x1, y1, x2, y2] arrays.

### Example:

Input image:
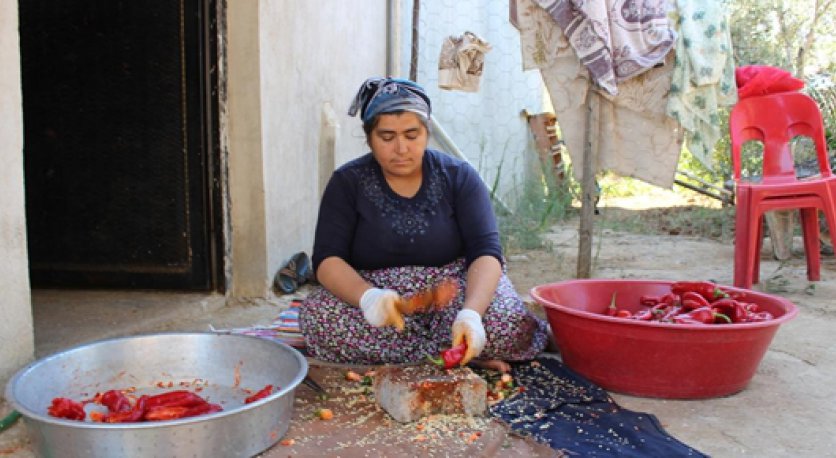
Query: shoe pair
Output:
[[274, 252, 314, 294]]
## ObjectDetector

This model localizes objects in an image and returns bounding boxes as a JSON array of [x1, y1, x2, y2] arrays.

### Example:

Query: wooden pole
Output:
[[577, 86, 597, 278]]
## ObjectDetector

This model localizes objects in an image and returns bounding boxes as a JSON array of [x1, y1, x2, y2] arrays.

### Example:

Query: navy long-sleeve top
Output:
[[312, 149, 502, 273]]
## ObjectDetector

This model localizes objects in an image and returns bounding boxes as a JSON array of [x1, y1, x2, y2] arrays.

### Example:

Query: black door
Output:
[[19, 0, 221, 290]]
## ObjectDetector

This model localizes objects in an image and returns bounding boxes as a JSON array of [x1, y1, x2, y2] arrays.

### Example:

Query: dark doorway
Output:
[[19, 1, 222, 290]]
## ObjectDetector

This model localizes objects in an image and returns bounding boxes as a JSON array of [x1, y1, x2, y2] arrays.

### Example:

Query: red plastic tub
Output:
[[531, 279, 799, 399]]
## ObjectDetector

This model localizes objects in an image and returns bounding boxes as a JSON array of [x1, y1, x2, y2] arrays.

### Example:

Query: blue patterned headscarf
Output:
[[347, 77, 432, 124]]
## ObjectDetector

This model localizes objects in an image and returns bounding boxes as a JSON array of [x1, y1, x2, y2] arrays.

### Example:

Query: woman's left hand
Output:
[[451, 309, 486, 365]]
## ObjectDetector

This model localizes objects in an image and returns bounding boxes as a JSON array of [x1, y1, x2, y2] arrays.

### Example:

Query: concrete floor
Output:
[[30, 288, 303, 358]]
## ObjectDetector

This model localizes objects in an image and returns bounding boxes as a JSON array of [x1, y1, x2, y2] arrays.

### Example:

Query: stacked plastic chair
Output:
[[729, 91, 836, 289]]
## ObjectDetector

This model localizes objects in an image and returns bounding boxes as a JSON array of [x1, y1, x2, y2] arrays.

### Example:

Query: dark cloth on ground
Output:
[[489, 355, 709, 457]]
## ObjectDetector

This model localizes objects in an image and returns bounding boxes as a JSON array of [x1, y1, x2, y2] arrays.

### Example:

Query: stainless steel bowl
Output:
[[5, 332, 307, 457]]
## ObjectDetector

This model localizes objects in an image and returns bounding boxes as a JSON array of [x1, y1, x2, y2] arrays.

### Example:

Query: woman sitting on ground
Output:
[[299, 77, 548, 371]]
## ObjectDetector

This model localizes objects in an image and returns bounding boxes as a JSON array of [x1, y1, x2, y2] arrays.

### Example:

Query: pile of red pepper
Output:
[[604, 281, 774, 325], [47, 384, 274, 423], [48, 389, 224, 423]]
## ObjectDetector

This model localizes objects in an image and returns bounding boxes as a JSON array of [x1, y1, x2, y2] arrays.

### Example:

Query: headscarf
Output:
[[347, 77, 432, 124]]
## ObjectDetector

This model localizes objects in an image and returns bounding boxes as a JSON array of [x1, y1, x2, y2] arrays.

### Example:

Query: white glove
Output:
[[359, 288, 405, 331], [451, 309, 487, 365]]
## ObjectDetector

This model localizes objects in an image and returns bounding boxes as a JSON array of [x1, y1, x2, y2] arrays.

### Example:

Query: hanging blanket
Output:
[[490, 355, 709, 457], [514, 0, 683, 188], [533, 0, 676, 95]]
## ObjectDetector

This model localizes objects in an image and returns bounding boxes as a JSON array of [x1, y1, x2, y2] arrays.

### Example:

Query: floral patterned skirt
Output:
[[299, 259, 549, 365]]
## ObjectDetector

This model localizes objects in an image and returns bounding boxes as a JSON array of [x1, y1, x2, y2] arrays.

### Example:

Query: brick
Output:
[[373, 364, 487, 423]]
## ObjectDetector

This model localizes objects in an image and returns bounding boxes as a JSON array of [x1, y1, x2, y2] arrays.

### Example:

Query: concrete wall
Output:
[[400, 0, 546, 203], [226, 1, 388, 297], [0, 0, 35, 383]]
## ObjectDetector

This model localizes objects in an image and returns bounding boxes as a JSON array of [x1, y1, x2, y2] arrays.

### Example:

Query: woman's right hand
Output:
[[359, 288, 405, 331]]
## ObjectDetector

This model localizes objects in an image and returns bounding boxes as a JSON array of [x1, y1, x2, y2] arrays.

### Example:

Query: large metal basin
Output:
[[5, 332, 307, 457]]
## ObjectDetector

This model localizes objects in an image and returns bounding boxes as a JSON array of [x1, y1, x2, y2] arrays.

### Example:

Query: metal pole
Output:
[[386, 0, 401, 77]]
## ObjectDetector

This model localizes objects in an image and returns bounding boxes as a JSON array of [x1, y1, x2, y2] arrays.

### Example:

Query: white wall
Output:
[[260, 1, 389, 291], [0, 0, 35, 383], [400, 0, 546, 203], [227, 1, 388, 297]]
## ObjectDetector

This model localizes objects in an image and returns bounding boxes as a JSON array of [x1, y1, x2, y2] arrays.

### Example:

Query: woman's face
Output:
[[368, 111, 428, 179]]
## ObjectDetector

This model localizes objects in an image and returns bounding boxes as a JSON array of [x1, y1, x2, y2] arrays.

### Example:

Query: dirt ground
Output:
[[2, 192, 836, 457]]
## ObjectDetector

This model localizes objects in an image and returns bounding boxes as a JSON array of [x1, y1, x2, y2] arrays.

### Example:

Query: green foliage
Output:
[[495, 161, 575, 253], [730, 0, 836, 76], [808, 84, 836, 153]]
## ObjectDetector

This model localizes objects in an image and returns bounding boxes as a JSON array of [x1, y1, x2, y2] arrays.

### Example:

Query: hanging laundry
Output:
[[438, 31, 492, 92], [532, 0, 676, 96], [514, 0, 683, 188], [665, 0, 738, 169]]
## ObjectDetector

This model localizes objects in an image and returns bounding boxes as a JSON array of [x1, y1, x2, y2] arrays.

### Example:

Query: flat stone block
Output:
[[373, 364, 487, 423]]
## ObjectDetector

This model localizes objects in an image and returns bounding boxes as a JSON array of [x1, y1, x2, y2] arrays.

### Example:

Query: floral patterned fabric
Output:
[[533, 0, 676, 96], [665, 0, 738, 168], [299, 259, 549, 365]]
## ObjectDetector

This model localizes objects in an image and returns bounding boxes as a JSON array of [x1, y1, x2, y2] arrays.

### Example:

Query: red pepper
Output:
[[671, 281, 729, 301], [680, 291, 711, 311], [633, 302, 669, 321], [104, 395, 148, 423], [145, 390, 207, 409], [631, 308, 655, 320], [244, 384, 273, 404], [427, 342, 468, 369], [659, 293, 680, 307], [144, 402, 222, 421], [99, 390, 132, 413], [604, 293, 632, 318], [710, 298, 750, 323], [639, 295, 663, 306], [47, 397, 86, 421], [144, 406, 190, 421], [673, 306, 731, 324]]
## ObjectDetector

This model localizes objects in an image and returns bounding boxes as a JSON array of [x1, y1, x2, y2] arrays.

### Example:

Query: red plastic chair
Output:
[[729, 91, 836, 289]]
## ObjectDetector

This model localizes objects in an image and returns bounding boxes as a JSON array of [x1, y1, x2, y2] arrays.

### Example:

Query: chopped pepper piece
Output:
[[244, 385, 273, 404], [47, 397, 86, 421]]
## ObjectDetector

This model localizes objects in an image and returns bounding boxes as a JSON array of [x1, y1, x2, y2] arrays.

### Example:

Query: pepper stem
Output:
[[714, 312, 732, 324], [426, 355, 444, 367]]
